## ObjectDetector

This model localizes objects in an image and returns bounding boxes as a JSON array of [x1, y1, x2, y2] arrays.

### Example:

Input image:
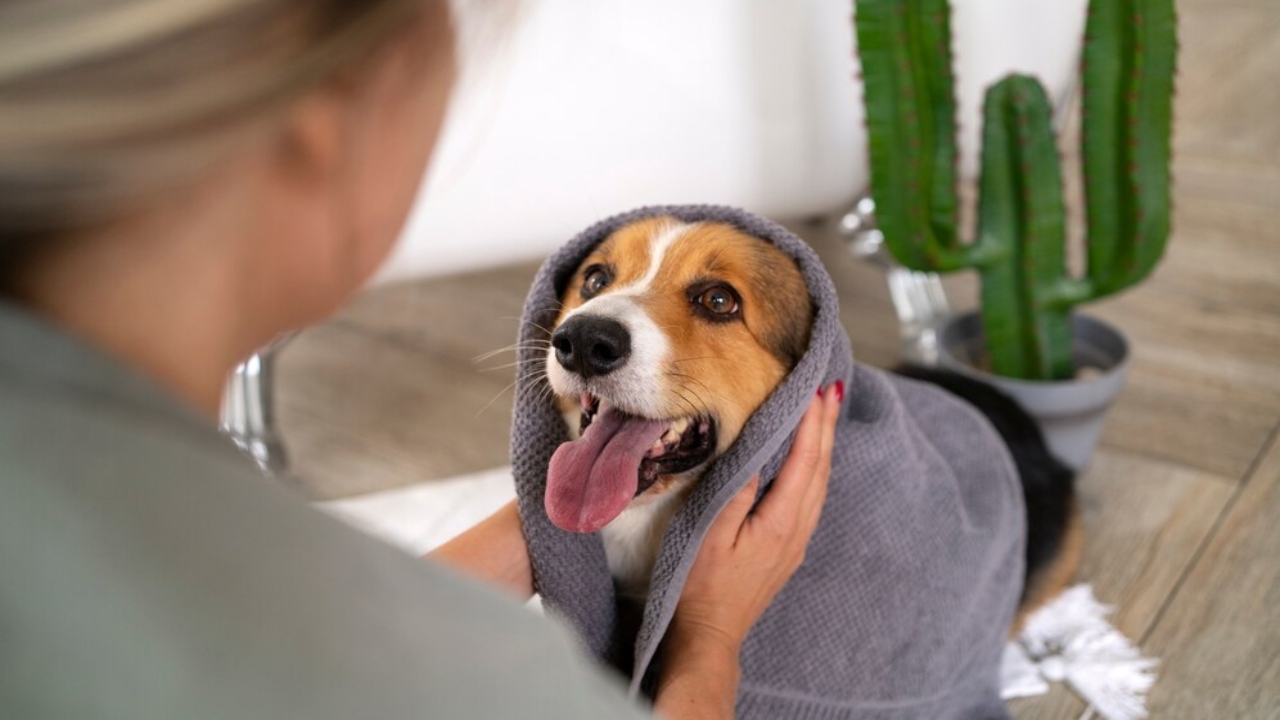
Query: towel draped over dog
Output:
[[511, 206, 1025, 719]]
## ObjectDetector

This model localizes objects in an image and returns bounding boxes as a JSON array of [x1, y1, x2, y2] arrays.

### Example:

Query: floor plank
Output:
[[1009, 685, 1086, 720], [277, 322, 521, 500], [1097, 359, 1277, 480], [277, 260, 545, 500], [1072, 450, 1236, 640], [332, 261, 542, 351], [1009, 448, 1234, 720], [1175, 4, 1280, 179], [1143, 427, 1280, 718]]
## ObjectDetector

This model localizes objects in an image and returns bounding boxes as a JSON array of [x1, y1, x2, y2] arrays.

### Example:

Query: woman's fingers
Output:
[[800, 382, 842, 529], [715, 476, 759, 546], [751, 389, 827, 526], [669, 381, 844, 660]]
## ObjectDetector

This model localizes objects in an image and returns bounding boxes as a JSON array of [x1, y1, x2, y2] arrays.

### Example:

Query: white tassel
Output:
[[1000, 643, 1050, 699], [1001, 584, 1158, 720]]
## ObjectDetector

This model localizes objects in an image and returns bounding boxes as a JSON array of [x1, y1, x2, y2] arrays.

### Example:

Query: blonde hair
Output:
[[0, 0, 427, 258]]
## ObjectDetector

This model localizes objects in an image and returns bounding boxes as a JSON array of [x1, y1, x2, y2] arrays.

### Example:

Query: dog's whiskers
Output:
[[666, 372, 724, 411], [532, 380, 559, 409], [500, 315, 560, 337], [476, 373, 541, 418], [687, 386, 715, 418], [472, 341, 552, 364], [671, 356, 730, 365], [477, 356, 550, 373], [487, 364, 555, 407], [670, 388, 702, 419]]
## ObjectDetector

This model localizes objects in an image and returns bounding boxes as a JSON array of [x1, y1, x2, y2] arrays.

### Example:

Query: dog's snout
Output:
[[552, 316, 631, 378]]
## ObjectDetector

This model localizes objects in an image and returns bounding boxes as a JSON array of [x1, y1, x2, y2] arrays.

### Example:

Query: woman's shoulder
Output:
[[0, 381, 645, 720]]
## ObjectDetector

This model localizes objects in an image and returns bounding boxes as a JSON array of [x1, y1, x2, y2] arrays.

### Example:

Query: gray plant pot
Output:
[[936, 312, 1129, 471]]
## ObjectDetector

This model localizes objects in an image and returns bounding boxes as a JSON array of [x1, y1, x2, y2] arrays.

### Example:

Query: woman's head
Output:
[[1, 0, 456, 309]]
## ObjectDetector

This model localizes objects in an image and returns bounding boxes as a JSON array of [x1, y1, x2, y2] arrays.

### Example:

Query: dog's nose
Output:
[[552, 315, 631, 378]]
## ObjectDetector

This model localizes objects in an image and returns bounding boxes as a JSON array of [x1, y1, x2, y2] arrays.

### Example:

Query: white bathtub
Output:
[[376, 0, 1088, 283]]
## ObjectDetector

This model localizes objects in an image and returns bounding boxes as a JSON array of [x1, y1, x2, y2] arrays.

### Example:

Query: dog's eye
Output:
[[581, 266, 612, 298], [695, 285, 740, 318]]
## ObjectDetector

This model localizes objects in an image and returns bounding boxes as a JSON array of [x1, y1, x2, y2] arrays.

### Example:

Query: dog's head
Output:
[[543, 216, 814, 533]]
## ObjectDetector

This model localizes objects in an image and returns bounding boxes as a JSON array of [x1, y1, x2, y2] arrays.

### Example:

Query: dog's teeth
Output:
[[648, 439, 667, 457]]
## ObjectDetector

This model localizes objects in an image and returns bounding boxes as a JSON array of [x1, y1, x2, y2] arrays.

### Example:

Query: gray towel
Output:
[[511, 206, 1024, 719]]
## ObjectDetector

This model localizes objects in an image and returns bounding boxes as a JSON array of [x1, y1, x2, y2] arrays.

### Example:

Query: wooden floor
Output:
[[277, 1, 1279, 717]]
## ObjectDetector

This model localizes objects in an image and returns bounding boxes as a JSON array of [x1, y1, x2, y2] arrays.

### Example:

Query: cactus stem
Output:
[[856, 0, 1173, 378]]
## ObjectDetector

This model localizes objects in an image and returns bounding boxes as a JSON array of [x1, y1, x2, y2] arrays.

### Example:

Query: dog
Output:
[[541, 215, 1080, 629]]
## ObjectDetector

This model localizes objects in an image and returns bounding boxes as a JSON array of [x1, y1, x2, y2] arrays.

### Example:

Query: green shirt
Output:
[[0, 303, 649, 719]]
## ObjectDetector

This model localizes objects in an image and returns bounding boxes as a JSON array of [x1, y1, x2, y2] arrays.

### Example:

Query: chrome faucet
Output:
[[840, 196, 951, 367]]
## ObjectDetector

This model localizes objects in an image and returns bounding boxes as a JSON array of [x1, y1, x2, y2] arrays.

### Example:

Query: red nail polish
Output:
[[835, 380, 845, 402], [816, 386, 824, 398]]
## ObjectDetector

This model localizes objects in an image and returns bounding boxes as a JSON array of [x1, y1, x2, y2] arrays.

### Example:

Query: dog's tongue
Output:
[[546, 406, 667, 533]]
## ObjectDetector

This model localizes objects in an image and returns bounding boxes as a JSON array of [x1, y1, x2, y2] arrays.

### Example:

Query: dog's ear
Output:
[[749, 241, 814, 368]]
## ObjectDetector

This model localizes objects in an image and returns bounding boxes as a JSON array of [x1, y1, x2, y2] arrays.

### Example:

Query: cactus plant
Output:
[[855, 0, 1176, 380]]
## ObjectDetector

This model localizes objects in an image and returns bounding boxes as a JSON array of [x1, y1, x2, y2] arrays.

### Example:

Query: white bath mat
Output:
[[318, 466, 516, 555]]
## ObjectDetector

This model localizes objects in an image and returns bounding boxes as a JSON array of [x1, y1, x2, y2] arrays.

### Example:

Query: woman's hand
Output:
[[655, 381, 843, 719], [428, 500, 534, 600]]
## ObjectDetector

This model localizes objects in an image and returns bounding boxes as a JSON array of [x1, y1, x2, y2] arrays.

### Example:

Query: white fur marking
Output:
[[624, 221, 691, 295], [602, 478, 693, 599], [546, 222, 692, 419]]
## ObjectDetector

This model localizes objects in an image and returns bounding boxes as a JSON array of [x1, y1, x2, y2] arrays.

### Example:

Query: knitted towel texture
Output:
[[511, 206, 1026, 719]]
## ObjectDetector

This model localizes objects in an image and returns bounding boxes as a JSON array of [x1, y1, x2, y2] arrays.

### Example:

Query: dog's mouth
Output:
[[578, 395, 717, 488], [545, 393, 717, 534]]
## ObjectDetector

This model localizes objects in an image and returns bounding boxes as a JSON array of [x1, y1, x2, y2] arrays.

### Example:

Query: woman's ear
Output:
[[247, 84, 364, 326], [255, 5, 457, 317], [273, 87, 351, 191]]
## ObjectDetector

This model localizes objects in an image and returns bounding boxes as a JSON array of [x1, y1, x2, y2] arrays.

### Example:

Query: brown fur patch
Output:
[[1010, 500, 1085, 636]]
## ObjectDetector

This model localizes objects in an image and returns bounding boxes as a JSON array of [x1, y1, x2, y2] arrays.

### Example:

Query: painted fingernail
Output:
[[835, 380, 845, 402], [816, 386, 824, 398]]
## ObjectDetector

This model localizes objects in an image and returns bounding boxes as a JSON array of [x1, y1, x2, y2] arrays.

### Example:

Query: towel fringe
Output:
[[1001, 584, 1158, 720]]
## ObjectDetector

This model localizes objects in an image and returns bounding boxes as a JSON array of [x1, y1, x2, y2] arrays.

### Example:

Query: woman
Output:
[[0, 1, 840, 718]]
